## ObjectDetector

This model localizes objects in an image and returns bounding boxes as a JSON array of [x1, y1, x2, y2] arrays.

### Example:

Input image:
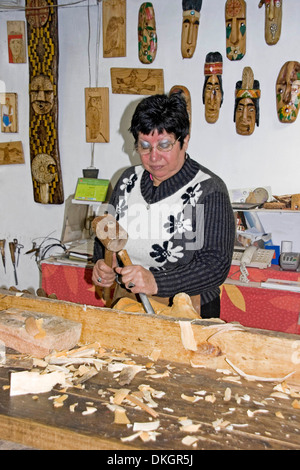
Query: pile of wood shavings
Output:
[[3, 342, 300, 448]]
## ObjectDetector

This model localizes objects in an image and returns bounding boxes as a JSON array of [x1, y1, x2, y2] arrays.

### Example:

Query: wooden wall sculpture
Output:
[[169, 85, 192, 128], [181, 0, 202, 59], [85, 87, 109, 143], [0, 141, 24, 165], [203, 52, 224, 124], [102, 0, 126, 58], [0, 92, 18, 133], [138, 2, 157, 64], [276, 61, 300, 124], [258, 0, 282, 46], [110, 68, 164, 95], [7, 21, 26, 64], [234, 66, 260, 135], [225, 0, 246, 61], [26, 0, 64, 205]]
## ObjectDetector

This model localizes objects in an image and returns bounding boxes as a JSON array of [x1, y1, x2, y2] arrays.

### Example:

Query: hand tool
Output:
[[92, 214, 155, 315], [13, 238, 24, 267], [9, 240, 18, 285], [0, 239, 6, 273]]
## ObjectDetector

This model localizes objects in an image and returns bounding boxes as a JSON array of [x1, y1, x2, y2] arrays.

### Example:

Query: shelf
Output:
[[71, 199, 103, 206]]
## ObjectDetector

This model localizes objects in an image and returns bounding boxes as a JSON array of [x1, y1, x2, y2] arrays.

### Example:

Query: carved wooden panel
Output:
[[26, 0, 64, 205], [0, 93, 18, 133], [7, 21, 26, 64], [102, 0, 126, 58], [0, 141, 24, 165], [110, 68, 164, 95], [85, 87, 109, 143]]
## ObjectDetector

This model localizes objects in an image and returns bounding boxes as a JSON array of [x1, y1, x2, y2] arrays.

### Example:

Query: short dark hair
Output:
[[129, 93, 190, 148]]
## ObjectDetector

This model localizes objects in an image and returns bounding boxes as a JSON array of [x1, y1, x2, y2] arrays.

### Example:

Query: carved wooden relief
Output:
[[169, 85, 192, 127], [138, 2, 157, 64], [181, 0, 203, 59], [234, 67, 260, 135], [26, 0, 64, 204], [258, 0, 282, 45], [276, 61, 300, 123], [225, 0, 246, 61], [203, 52, 224, 124], [85, 87, 109, 143], [0, 93, 18, 133], [103, 0, 126, 58], [0, 141, 24, 165], [111, 68, 164, 95], [7, 21, 26, 64]]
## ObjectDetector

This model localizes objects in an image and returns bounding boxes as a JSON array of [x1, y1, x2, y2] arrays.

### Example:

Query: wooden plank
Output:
[[111, 67, 164, 95], [0, 290, 299, 386], [102, 0, 126, 58]]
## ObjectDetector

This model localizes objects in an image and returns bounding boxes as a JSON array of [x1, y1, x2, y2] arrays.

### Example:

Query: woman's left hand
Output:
[[115, 265, 158, 296]]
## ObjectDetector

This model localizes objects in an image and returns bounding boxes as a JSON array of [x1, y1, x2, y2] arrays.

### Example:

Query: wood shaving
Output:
[[69, 403, 78, 412], [225, 357, 295, 383], [179, 321, 197, 351], [181, 393, 201, 403], [292, 399, 300, 409], [275, 411, 285, 419], [205, 394, 216, 403], [148, 348, 161, 362], [181, 435, 198, 446], [133, 420, 160, 432], [114, 408, 130, 425], [180, 423, 201, 433], [82, 406, 97, 415], [224, 387, 231, 402], [247, 409, 269, 417]]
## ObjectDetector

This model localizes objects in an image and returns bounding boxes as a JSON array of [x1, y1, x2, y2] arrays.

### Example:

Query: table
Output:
[[0, 289, 299, 450], [221, 265, 300, 334]]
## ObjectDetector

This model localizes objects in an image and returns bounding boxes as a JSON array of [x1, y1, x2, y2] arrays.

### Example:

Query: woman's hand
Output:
[[92, 254, 117, 287], [115, 265, 158, 296]]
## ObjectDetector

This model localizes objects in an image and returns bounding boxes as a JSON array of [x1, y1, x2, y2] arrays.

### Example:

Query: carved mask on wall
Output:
[[258, 0, 282, 45], [234, 67, 260, 135], [276, 61, 300, 123], [181, 0, 203, 58], [138, 2, 157, 64], [203, 52, 224, 124], [225, 0, 246, 61]]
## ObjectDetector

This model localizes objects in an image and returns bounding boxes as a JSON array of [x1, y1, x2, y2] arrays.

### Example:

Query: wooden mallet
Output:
[[92, 214, 155, 315]]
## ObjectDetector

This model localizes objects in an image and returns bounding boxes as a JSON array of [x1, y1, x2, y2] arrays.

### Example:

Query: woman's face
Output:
[[138, 130, 189, 185]]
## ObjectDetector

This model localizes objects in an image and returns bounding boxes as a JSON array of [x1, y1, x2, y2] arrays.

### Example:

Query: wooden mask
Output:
[[138, 2, 157, 64], [234, 67, 260, 135], [276, 61, 300, 123], [258, 0, 282, 45], [169, 85, 192, 128], [203, 52, 223, 124], [181, 0, 202, 59], [225, 0, 246, 61]]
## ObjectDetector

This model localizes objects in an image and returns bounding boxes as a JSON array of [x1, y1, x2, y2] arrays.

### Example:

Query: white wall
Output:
[[0, 0, 300, 292]]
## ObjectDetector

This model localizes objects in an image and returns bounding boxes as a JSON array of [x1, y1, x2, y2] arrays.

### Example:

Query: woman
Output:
[[92, 93, 235, 318]]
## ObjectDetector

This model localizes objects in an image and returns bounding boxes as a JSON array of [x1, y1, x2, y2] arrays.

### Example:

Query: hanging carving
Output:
[[26, 0, 64, 204], [234, 67, 260, 135]]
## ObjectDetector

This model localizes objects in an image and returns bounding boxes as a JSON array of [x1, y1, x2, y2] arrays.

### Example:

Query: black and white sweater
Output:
[[94, 155, 235, 306]]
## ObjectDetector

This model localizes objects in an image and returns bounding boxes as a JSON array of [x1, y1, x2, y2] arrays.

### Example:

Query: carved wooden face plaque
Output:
[[203, 53, 223, 124], [258, 0, 282, 45], [138, 2, 157, 64], [225, 0, 246, 61], [276, 61, 300, 123], [26, 0, 63, 204], [234, 67, 260, 136], [181, 0, 202, 59]]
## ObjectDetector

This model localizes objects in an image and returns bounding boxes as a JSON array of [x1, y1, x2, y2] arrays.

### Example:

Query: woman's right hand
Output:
[[92, 254, 117, 288]]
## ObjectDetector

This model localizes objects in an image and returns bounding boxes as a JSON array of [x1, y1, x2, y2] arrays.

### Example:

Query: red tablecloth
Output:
[[221, 265, 300, 334], [41, 260, 105, 307]]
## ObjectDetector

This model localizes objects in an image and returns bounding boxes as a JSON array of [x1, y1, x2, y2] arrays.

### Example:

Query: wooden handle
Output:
[[117, 249, 132, 266], [9, 242, 16, 264], [104, 249, 113, 268]]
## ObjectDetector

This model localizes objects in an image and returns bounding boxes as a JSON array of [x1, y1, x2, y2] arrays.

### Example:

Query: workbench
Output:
[[0, 289, 299, 450]]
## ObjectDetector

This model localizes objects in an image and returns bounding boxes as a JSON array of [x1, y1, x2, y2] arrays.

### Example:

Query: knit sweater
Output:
[[93, 155, 235, 306]]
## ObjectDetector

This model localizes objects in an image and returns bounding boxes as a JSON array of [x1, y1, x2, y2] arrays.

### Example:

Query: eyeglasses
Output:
[[136, 137, 180, 155]]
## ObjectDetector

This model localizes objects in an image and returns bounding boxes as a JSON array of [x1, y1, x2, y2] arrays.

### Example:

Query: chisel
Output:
[[9, 241, 18, 285], [0, 239, 6, 273]]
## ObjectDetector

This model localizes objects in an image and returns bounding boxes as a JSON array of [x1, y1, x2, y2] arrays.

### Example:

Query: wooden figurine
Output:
[[85, 88, 109, 143], [203, 52, 224, 124], [258, 0, 282, 45], [181, 0, 202, 59], [225, 0, 246, 61], [26, 0, 64, 204], [111, 68, 164, 95], [138, 2, 157, 64], [103, 0, 126, 58], [7, 21, 26, 64], [0, 93, 18, 133], [276, 61, 300, 123], [234, 67, 260, 135]]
